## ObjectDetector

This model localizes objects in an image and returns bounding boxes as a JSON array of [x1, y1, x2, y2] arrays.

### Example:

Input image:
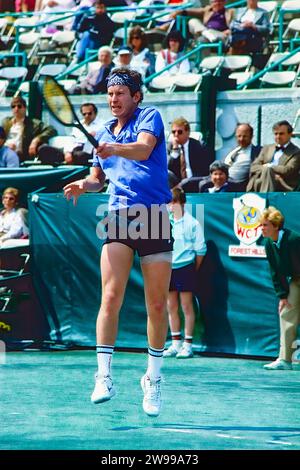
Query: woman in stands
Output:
[[128, 26, 155, 79], [155, 29, 190, 77], [0, 187, 28, 247]]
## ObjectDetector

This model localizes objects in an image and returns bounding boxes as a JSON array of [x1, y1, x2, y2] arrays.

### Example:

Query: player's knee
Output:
[[148, 300, 166, 317], [102, 290, 122, 311]]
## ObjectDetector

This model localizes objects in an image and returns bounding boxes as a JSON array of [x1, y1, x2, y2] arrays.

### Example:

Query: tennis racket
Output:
[[42, 76, 99, 148]]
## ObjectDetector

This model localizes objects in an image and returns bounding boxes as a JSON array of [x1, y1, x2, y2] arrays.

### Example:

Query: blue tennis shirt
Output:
[[93, 107, 171, 210]]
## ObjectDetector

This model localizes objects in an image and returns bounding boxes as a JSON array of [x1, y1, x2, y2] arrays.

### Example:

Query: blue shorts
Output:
[[169, 263, 197, 292], [102, 207, 174, 257]]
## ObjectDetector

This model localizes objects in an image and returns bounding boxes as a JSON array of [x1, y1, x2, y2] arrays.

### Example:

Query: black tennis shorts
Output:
[[101, 206, 174, 257]]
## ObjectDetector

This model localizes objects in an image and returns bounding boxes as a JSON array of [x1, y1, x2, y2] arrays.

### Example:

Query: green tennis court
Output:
[[1, 350, 299, 450]]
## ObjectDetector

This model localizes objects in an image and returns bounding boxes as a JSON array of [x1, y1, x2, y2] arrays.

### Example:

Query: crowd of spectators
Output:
[[0, 0, 299, 194]]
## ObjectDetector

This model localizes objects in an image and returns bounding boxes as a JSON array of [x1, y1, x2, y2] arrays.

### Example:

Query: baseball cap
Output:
[[117, 46, 133, 55]]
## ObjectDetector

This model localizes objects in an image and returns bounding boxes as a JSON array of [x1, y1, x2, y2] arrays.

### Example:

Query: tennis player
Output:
[[63, 68, 173, 417]]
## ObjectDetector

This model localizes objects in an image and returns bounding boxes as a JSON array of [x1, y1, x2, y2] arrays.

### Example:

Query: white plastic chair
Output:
[[0, 80, 9, 96], [172, 73, 203, 92], [258, 1, 278, 22], [19, 31, 40, 46], [221, 55, 252, 72], [268, 51, 300, 68], [51, 30, 75, 45], [110, 11, 136, 24], [36, 63, 67, 78], [0, 66, 28, 80], [150, 75, 176, 91], [258, 1, 278, 13], [281, 1, 300, 11], [199, 56, 223, 75], [0, 18, 7, 34], [229, 71, 253, 86], [58, 79, 77, 92], [49, 136, 76, 152], [260, 70, 297, 86]]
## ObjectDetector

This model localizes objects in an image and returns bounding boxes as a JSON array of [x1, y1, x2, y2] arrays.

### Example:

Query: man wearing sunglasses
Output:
[[167, 117, 212, 192], [1, 96, 57, 163], [64, 103, 101, 165]]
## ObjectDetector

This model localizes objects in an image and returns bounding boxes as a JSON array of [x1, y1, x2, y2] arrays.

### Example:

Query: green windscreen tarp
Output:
[[0, 167, 89, 206], [28, 192, 300, 356]]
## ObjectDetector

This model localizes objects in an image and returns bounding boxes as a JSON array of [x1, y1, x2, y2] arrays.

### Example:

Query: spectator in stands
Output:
[[164, 187, 206, 359], [114, 46, 133, 69], [39, 103, 101, 165], [260, 206, 300, 371], [0, 126, 19, 168], [64, 103, 101, 165], [224, 123, 261, 191], [246, 121, 300, 192], [38, 0, 76, 33], [0, 187, 29, 247], [171, 0, 234, 44], [70, 46, 114, 94], [75, 0, 115, 62], [229, 0, 271, 54], [199, 160, 232, 192], [155, 30, 190, 77], [15, 0, 35, 12], [1, 96, 57, 163], [167, 117, 211, 191], [71, 0, 96, 32], [128, 26, 155, 79]]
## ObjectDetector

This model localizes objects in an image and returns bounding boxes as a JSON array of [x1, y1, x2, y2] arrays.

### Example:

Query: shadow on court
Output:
[[1, 351, 299, 450]]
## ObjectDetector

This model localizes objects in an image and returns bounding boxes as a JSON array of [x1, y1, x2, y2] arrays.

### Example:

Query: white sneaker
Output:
[[263, 359, 292, 370], [176, 344, 193, 359], [141, 374, 161, 417], [91, 374, 116, 404], [163, 344, 181, 357]]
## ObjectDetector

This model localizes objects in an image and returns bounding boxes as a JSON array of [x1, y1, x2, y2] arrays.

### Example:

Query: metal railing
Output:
[[0, 51, 26, 67], [121, 2, 194, 45], [237, 44, 300, 89], [144, 41, 223, 86]]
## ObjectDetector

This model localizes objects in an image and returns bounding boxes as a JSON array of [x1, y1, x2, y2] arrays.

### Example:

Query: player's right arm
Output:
[[63, 166, 106, 205]]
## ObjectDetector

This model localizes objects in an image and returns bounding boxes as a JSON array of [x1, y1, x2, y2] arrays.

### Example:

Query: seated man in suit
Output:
[[70, 46, 114, 95], [199, 160, 233, 192], [168, 117, 212, 192], [224, 123, 261, 191], [247, 120, 300, 193], [229, 0, 271, 54]]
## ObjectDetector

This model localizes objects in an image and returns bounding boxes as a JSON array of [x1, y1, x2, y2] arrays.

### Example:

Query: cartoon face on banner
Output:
[[233, 194, 266, 246], [228, 194, 266, 258]]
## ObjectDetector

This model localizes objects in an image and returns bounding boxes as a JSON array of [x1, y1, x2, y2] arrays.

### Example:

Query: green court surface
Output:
[[1, 351, 299, 450]]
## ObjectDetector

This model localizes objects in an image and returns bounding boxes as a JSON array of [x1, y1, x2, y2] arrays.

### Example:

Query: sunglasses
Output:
[[11, 104, 23, 109], [82, 112, 93, 116], [131, 36, 141, 39], [171, 129, 184, 135]]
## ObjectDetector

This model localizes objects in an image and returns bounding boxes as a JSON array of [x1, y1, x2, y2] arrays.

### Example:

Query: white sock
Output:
[[96, 344, 114, 377], [147, 346, 164, 381], [171, 331, 182, 351], [172, 340, 182, 350], [183, 337, 193, 350]]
